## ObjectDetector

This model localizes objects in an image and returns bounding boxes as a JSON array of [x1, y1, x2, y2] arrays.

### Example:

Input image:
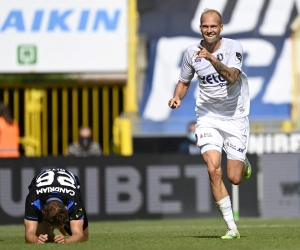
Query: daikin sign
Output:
[[0, 0, 127, 73]]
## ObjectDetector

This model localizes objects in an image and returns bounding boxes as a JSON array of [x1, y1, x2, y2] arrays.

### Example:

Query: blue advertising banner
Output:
[[138, 0, 297, 133]]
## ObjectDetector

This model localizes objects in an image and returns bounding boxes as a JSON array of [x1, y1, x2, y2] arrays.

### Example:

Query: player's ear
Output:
[[220, 24, 224, 32]]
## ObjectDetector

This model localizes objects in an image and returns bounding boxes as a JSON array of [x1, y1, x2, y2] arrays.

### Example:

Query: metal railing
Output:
[[0, 84, 126, 156]]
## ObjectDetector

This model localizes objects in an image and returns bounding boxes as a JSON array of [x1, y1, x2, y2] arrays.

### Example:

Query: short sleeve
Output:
[[226, 40, 243, 71], [24, 195, 39, 221], [69, 198, 85, 221], [179, 48, 195, 83]]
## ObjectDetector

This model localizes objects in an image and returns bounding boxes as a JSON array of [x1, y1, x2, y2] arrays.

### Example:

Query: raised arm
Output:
[[198, 45, 240, 84]]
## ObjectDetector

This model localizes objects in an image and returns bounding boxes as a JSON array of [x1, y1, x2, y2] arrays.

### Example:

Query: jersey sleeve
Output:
[[69, 198, 86, 221], [24, 195, 39, 221], [179, 47, 195, 83], [226, 40, 243, 71]]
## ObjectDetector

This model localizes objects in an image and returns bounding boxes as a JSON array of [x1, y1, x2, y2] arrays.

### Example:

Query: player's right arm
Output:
[[168, 80, 190, 109], [24, 219, 48, 243], [169, 46, 195, 109]]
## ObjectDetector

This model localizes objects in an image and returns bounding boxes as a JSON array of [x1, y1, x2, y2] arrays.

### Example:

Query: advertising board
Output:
[[0, 0, 127, 73]]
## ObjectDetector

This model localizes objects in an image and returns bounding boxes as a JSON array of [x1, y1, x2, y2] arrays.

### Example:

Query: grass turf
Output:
[[1, 218, 300, 249]]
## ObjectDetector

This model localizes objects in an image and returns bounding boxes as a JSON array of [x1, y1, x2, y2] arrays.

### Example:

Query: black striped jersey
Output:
[[24, 168, 87, 232]]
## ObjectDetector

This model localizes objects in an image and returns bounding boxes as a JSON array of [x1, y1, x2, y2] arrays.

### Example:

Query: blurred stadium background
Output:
[[1, 0, 300, 224]]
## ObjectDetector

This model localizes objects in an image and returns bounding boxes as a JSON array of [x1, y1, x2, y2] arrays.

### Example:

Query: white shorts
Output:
[[195, 116, 249, 162]]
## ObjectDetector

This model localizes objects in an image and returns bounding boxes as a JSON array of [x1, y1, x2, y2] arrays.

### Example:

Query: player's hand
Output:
[[54, 234, 66, 244], [168, 97, 181, 109], [197, 46, 212, 60], [37, 234, 48, 244]]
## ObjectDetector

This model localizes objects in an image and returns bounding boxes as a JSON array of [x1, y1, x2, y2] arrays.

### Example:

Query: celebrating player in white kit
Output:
[[168, 8, 252, 239]]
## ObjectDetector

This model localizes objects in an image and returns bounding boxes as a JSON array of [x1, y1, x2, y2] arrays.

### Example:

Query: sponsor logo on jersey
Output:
[[194, 58, 201, 63], [36, 186, 75, 196], [199, 74, 227, 85], [226, 141, 236, 150], [237, 148, 244, 153]]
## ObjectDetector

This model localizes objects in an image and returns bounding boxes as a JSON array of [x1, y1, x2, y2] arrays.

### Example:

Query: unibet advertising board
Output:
[[0, 0, 127, 73]]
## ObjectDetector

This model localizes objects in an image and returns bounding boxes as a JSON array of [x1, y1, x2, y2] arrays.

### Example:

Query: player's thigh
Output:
[[222, 117, 249, 163], [195, 119, 223, 171], [36, 222, 54, 241], [195, 118, 224, 151]]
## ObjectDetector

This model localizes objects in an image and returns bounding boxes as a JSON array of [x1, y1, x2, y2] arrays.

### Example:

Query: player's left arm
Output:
[[67, 220, 85, 243], [198, 45, 240, 84], [53, 220, 85, 243]]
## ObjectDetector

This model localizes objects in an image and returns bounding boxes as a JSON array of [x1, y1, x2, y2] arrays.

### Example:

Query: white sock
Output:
[[216, 196, 237, 230]]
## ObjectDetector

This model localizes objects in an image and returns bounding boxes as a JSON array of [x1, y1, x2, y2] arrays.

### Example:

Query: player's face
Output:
[[200, 13, 223, 45]]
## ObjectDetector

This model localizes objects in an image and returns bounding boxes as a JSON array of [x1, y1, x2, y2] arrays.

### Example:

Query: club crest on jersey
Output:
[[235, 52, 242, 62], [216, 53, 223, 61]]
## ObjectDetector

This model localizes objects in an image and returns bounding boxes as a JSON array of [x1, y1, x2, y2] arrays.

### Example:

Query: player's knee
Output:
[[227, 173, 242, 185], [207, 165, 222, 180]]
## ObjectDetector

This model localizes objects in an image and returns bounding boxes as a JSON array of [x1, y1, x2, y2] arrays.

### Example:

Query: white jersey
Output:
[[179, 38, 250, 120]]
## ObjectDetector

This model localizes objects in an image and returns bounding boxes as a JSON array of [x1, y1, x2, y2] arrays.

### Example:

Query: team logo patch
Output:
[[235, 52, 242, 62], [216, 53, 223, 61], [75, 208, 84, 218], [194, 58, 201, 62]]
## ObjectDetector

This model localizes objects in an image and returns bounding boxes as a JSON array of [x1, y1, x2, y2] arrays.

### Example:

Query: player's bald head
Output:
[[200, 8, 222, 25]]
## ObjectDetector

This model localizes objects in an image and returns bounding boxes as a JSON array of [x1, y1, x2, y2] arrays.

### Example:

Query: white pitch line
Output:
[[134, 224, 300, 229]]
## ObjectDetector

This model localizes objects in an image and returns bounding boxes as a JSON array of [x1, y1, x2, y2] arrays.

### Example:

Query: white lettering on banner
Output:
[[239, 39, 275, 66], [192, 0, 264, 35], [0, 165, 213, 219], [143, 37, 199, 121], [84, 167, 99, 215], [248, 133, 300, 154], [147, 166, 182, 214], [190, 0, 227, 33], [192, 0, 299, 36], [259, 0, 300, 36], [0, 168, 34, 217], [184, 165, 210, 212], [222, 0, 264, 35], [274, 134, 289, 153], [105, 167, 143, 214], [237, 39, 275, 100], [262, 39, 292, 104]]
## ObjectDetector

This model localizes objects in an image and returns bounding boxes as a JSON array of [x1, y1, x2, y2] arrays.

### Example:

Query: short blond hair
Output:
[[200, 8, 222, 25]]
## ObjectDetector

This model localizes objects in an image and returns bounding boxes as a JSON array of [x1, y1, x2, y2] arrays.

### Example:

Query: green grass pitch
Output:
[[1, 218, 300, 249]]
